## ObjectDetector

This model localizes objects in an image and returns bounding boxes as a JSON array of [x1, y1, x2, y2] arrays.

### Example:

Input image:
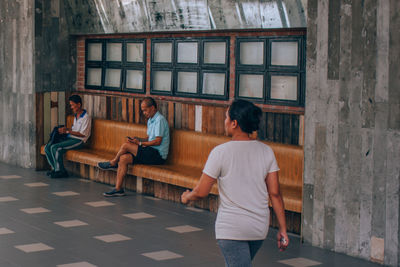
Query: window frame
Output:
[[84, 39, 146, 93], [150, 37, 230, 100], [235, 35, 305, 107]]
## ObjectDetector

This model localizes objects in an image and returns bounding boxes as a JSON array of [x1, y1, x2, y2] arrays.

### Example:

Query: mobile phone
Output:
[[280, 237, 287, 245], [126, 136, 133, 140]]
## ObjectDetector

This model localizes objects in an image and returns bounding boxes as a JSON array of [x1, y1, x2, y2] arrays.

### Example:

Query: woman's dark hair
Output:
[[142, 97, 157, 109], [68, 95, 82, 105], [228, 100, 262, 134]]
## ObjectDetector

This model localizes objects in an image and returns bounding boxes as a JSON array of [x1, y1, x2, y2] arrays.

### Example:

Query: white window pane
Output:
[[127, 43, 143, 63], [126, 70, 143, 90], [105, 69, 121, 87], [88, 43, 102, 61], [238, 74, 263, 98], [202, 73, 225, 95], [177, 72, 197, 93], [154, 43, 172, 63], [87, 68, 102, 86], [153, 71, 172, 91], [204, 42, 226, 64], [106, 43, 122, 61], [177, 42, 198, 63], [271, 42, 298, 66], [240, 42, 264, 65], [270, 75, 298, 100]]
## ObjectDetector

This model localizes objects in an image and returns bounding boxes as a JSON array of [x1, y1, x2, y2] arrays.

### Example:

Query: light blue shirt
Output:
[[147, 111, 170, 160]]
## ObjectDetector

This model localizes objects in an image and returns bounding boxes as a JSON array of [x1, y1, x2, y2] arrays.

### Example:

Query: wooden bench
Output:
[[41, 116, 303, 213]]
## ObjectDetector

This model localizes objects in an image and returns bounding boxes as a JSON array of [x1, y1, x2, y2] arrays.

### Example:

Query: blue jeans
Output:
[[217, 239, 264, 267]]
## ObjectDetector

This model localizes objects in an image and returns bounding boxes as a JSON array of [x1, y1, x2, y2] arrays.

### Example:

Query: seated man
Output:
[[98, 97, 170, 197], [45, 95, 92, 178]]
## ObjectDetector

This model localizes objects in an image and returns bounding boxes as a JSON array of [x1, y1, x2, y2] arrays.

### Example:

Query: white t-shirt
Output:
[[70, 110, 92, 143], [203, 140, 279, 240]]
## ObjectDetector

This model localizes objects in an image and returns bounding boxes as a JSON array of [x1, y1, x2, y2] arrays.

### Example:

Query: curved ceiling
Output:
[[64, 0, 306, 34]]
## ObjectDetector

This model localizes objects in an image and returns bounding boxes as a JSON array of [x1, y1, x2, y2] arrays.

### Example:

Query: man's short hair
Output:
[[69, 95, 82, 105], [142, 97, 157, 109]]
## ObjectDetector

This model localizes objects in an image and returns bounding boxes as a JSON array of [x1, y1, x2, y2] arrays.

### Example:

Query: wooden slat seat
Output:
[[41, 115, 303, 212]]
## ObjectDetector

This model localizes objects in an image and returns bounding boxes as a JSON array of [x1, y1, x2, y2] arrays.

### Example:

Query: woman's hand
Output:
[[181, 190, 191, 204], [277, 231, 289, 251], [58, 127, 67, 134]]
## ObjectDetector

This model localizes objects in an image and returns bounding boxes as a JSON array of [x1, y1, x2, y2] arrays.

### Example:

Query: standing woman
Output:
[[181, 99, 289, 266]]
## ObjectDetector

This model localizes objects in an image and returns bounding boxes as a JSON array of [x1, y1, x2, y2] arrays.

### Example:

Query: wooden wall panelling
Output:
[[128, 98, 134, 123], [168, 102, 174, 127], [283, 114, 292, 144], [201, 105, 209, 133], [58, 92, 66, 126], [106, 96, 112, 120], [174, 102, 182, 129], [35, 93, 46, 170], [258, 112, 267, 140], [181, 103, 189, 129], [266, 113, 275, 141], [121, 97, 128, 122], [299, 115, 304, 146], [274, 113, 283, 142], [50, 92, 58, 130], [215, 107, 225, 135], [291, 114, 300, 145], [158, 101, 168, 122], [188, 104, 195, 130], [134, 99, 140, 123], [43, 92, 51, 143], [142, 178, 154, 195]]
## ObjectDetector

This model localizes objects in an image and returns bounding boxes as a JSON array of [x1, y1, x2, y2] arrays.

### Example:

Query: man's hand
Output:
[[58, 127, 67, 134], [277, 231, 289, 251], [126, 137, 140, 145], [181, 190, 191, 204]]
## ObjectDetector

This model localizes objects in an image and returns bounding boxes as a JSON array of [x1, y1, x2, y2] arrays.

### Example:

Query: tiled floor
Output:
[[0, 162, 381, 267]]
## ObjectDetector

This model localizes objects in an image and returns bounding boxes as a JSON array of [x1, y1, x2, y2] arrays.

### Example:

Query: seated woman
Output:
[[44, 95, 91, 178], [181, 99, 289, 266]]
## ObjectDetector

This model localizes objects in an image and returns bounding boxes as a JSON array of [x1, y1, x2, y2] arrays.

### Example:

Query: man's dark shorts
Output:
[[130, 146, 165, 165]]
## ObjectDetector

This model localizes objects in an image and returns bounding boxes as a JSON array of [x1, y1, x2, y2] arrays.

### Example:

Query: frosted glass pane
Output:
[[177, 42, 198, 63], [177, 72, 197, 93], [270, 75, 298, 100], [153, 71, 172, 91], [202, 73, 225, 95], [271, 42, 298, 66], [154, 42, 172, 63], [238, 74, 263, 98], [88, 43, 102, 61], [127, 43, 143, 62], [87, 68, 102, 86], [240, 42, 264, 65], [105, 69, 121, 87], [126, 70, 143, 90], [204, 42, 226, 64], [106, 43, 122, 61]]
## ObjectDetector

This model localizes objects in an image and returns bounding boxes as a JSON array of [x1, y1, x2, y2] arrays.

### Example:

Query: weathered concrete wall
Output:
[[35, 0, 76, 93], [0, 0, 36, 168], [303, 0, 400, 265]]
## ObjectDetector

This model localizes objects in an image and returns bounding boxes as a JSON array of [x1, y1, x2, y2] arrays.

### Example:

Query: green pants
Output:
[[44, 137, 83, 172]]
